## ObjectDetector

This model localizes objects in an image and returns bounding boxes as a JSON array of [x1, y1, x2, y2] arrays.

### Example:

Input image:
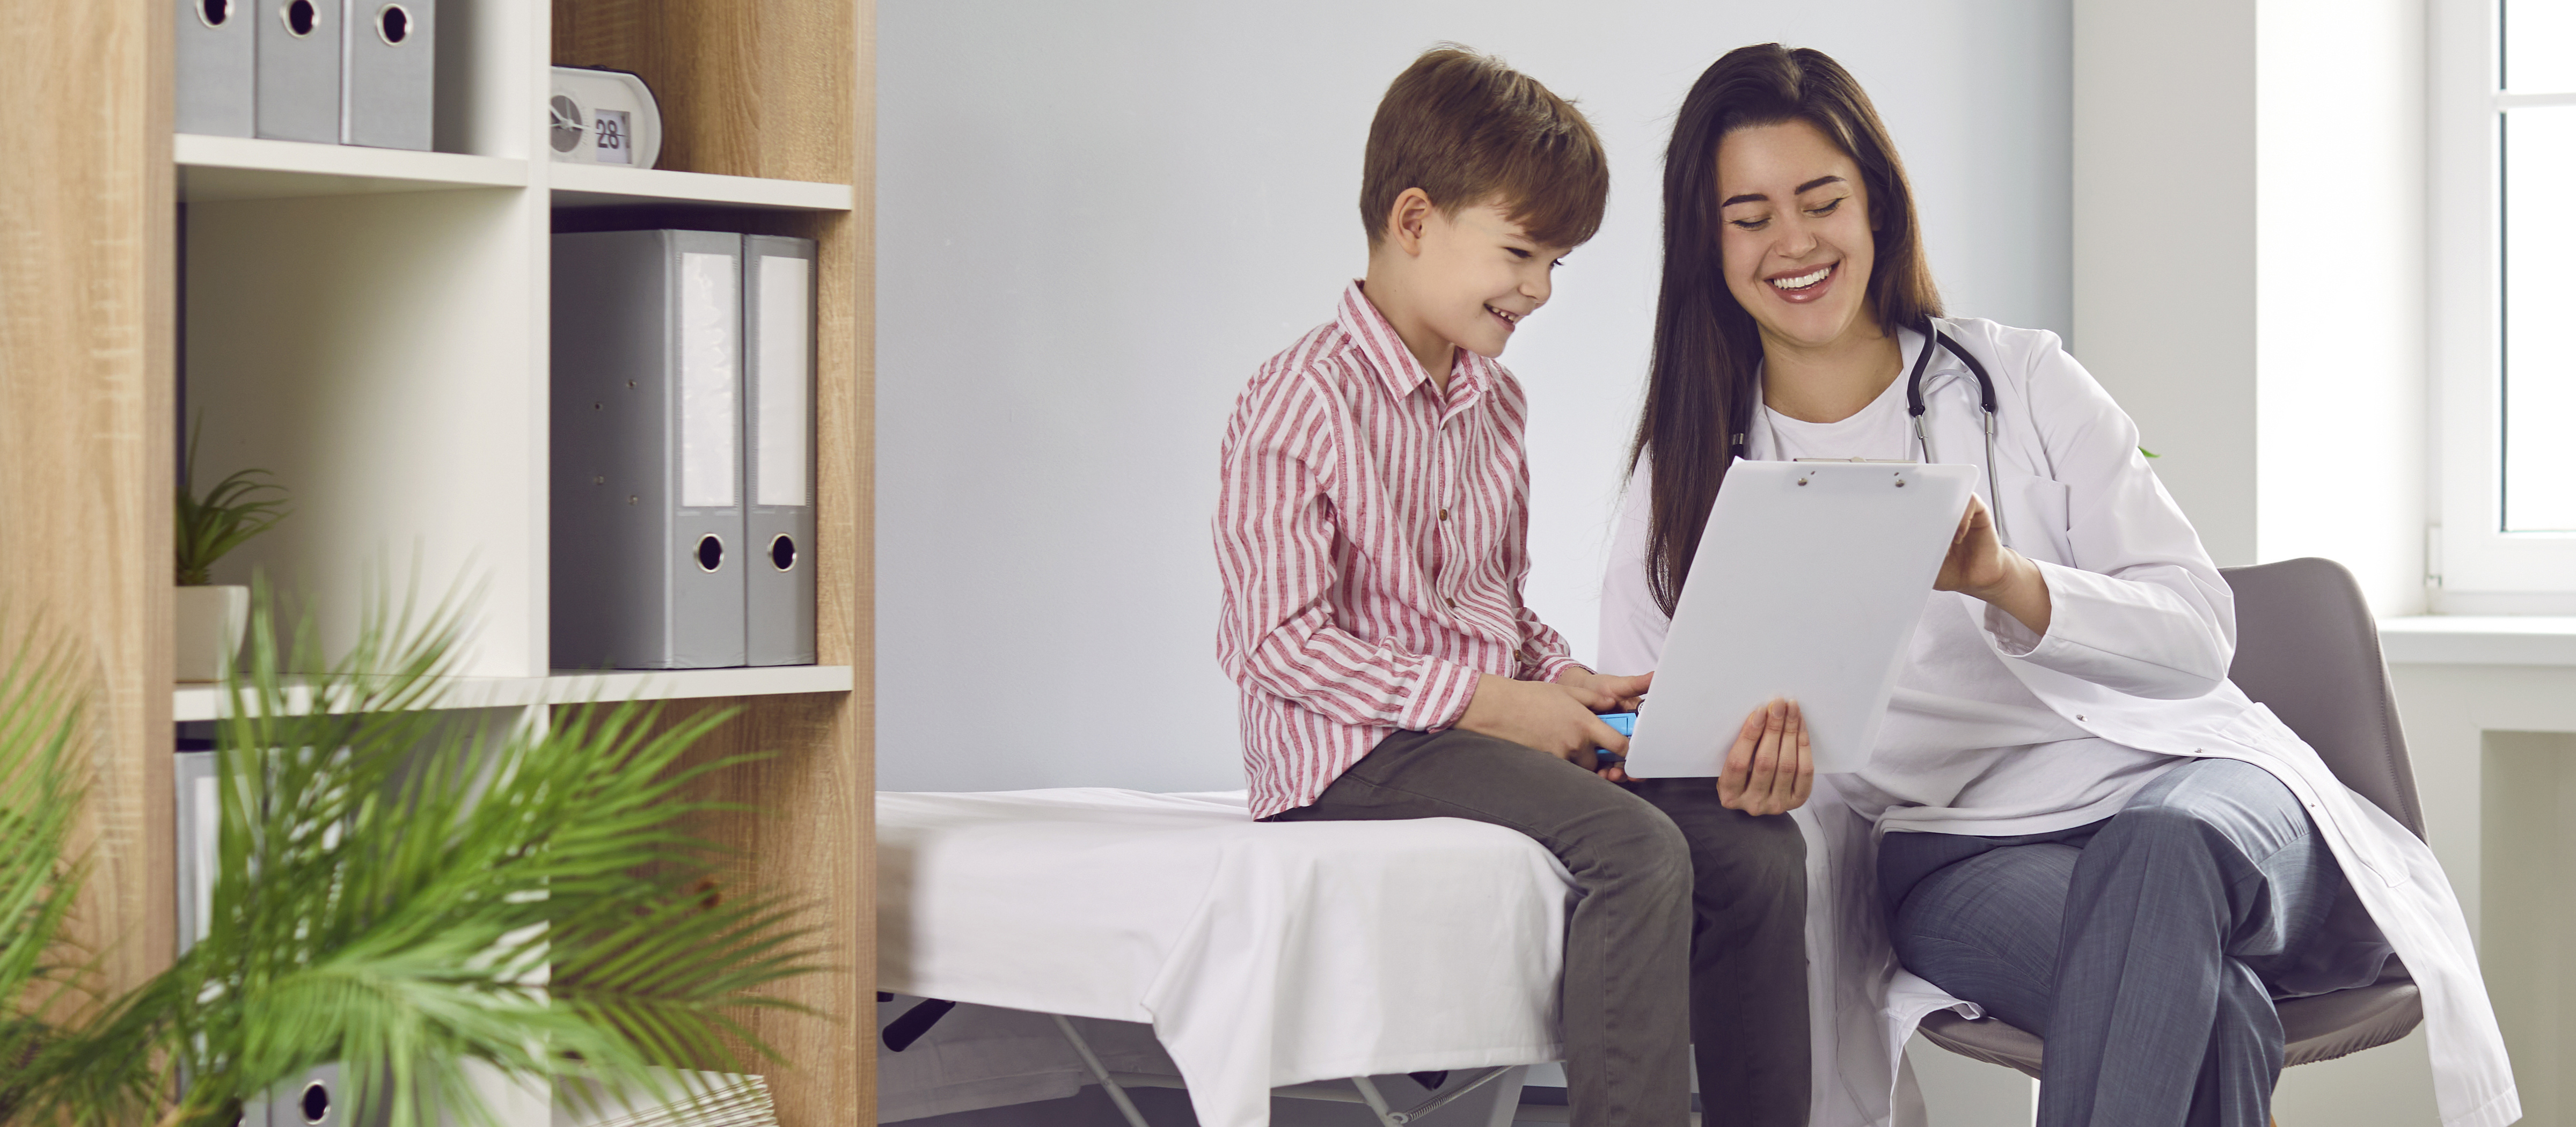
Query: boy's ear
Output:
[[1386, 187, 1436, 257]]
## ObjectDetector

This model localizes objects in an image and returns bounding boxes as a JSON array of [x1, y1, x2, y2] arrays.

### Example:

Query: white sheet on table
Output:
[[876, 789, 1574, 1127]]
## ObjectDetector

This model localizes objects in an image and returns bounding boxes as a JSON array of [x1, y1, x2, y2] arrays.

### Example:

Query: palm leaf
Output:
[[0, 611, 92, 1119], [24, 569, 830, 1127]]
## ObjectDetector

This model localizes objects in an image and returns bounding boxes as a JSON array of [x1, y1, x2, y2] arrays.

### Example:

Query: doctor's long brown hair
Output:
[[1629, 45, 1943, 615]]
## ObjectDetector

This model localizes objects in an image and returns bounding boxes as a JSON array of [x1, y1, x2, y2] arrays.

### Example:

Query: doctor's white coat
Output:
[[1596, 319, 2520, 1127]]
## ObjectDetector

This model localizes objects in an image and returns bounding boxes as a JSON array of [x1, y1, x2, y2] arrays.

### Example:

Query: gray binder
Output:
[[339, 0, 434, 150], [174, 746, 380, 1127], [174, 750, 219, 954], [175, 748, 252, 1123], [553, 230, 750, 670], [176, 0, 255, 137], [743, 236, 818, 666], [256, 0, 341, 142], [262, 1063, 344, 1127]]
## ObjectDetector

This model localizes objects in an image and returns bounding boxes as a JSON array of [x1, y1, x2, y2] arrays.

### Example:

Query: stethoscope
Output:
[[1904, 314, 2011, 547]]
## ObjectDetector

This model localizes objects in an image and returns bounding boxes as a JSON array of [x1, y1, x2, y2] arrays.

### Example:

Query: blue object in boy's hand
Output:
[[1593, 712, 1637, 771]]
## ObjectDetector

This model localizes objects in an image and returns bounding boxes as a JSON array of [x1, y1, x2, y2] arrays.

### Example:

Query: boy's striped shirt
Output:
[[1214, 281, 1579, 819]]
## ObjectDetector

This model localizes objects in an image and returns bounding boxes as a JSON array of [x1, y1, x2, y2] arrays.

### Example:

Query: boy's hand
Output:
[[1556, 667, 1651, 712], [1716, 698, 1814, 815], [1459, 674, 1631, 768]]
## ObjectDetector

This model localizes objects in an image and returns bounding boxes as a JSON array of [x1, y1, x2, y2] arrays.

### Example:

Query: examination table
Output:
[[875, 788, 1579, 1126]]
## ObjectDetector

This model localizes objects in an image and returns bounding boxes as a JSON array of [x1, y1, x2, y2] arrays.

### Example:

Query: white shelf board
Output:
[[2379, 616, 2576, 667], [174, 664, 854, 721], [177, 134, 526, 202], [549, 163, 853, 211]]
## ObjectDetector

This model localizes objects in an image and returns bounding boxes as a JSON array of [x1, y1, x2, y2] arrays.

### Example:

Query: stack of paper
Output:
[[554, 1070, 779, 1127]]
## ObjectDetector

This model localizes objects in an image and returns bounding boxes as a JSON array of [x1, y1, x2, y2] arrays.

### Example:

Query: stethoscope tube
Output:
[[1905, 315, 2012, 548]]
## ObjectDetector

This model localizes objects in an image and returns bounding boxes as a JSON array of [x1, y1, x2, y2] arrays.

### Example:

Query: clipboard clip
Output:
[[1790, 464, 1920, 488]]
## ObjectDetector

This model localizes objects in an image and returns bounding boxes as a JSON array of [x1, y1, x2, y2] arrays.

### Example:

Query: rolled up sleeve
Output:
[[1982, 334, 2235, 700]]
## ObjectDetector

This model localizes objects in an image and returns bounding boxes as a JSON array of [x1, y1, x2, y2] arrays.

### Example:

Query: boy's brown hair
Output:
[[1360, 46, 1611, 250]]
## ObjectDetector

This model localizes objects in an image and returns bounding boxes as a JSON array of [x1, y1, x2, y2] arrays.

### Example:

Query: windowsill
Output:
[[2377, 616, 2576, 667]]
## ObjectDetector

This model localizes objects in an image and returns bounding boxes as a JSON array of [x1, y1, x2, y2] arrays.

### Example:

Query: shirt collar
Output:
[[1336, 281, 1489, 406]]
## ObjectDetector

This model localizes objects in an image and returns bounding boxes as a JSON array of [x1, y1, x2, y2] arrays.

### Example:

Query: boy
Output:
[[1212, 47, 1811, 1127]]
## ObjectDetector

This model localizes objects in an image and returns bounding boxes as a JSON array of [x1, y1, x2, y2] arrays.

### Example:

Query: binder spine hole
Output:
[[696, 535, 725, 573], [196, 0, 231, 28], [376, 3, 409, 44], [281, 0, 316, 36], [299, 1081, 330, 1124], [770, 534, 797, 572]]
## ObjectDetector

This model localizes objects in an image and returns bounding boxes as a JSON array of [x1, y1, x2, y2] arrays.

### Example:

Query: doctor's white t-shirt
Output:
[[1616, 344, 2180, 838]]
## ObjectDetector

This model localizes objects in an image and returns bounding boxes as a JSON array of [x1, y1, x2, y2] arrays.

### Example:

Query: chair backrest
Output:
[[2220, 557, 2427, 840]]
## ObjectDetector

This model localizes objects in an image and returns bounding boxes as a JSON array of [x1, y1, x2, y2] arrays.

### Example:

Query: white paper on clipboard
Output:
[[1621, 459, 1976, 777]]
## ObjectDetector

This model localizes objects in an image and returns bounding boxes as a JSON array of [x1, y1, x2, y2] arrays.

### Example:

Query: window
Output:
[[2433, 0, 2576, 599], [2501, 1, 2576, 531]]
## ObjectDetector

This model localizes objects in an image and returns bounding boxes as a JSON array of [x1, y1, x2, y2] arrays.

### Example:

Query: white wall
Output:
[[2074, 0, 2430, 609], [2073, 0, 2258, 567], [877, 0, 2073, 793]]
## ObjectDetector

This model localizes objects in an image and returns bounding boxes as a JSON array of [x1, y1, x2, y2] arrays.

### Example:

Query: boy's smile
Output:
[[1364, 189, 1571, 390]]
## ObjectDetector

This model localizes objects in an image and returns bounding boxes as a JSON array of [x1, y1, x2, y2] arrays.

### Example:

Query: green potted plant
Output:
[[2, 583, 824, 1126], [0, 613, 88, 1123], [174, 416, 289, 682]]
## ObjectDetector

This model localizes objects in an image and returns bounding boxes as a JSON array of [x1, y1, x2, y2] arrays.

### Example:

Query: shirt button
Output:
[[2076, 714, 2086, 721], [1439, 508, 1449, 521], [1444, 597, 1456, 609]]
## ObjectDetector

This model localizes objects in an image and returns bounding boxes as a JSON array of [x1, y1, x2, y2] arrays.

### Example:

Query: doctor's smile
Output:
[[1767, 263, 1833, 291]]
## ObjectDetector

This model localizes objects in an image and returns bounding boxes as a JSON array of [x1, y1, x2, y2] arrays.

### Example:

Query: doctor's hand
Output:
[[1716, 698, 1814, 815], [1935, 494, 2053, 636], [1460, 672, 1634, 771]]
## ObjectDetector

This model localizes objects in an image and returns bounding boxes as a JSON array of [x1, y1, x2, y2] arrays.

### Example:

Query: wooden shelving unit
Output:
[[5, 1, 874, 1123]]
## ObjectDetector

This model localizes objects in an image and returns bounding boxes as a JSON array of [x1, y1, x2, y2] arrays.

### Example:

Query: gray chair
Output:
[[1916, 557, 2427, 1077]]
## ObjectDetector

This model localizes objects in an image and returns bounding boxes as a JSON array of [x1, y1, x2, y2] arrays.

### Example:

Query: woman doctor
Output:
[[1596, 44, 2518, 1127]]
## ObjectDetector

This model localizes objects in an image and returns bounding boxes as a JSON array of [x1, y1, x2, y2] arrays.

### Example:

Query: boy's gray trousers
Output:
[[1269, 727, 1811, 1127], [1879, 757, 2388, 1127]]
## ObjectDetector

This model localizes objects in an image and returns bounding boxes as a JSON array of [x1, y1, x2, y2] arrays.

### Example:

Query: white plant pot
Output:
[[174, 584, 250, 683]]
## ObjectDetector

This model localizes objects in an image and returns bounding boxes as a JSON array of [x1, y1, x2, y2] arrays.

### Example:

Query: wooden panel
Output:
[[595, 692, 870, 1127], [553, 0, 857, 184], [0, 0, 177, 1004]]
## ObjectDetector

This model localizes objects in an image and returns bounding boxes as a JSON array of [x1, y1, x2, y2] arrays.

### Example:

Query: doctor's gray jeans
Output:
[[1269, 727, 1810, 1127], [1879, 757, 2377, 1127]]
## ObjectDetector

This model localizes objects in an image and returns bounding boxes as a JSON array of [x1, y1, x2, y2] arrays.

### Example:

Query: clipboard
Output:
[[1620, 458, 1975, 777]]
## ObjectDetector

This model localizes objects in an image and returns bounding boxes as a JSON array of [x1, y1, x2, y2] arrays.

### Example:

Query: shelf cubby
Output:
[[551, 0, 858, 186], [184, 183, 548, 679], [549, 3, 874, 1126]]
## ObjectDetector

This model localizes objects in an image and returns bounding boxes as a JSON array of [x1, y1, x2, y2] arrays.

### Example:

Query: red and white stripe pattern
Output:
[[1216, 282, 1579, 819]]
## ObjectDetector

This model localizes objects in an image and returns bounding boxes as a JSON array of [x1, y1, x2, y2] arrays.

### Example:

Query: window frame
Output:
[[2433, 0, 2576, 601]]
